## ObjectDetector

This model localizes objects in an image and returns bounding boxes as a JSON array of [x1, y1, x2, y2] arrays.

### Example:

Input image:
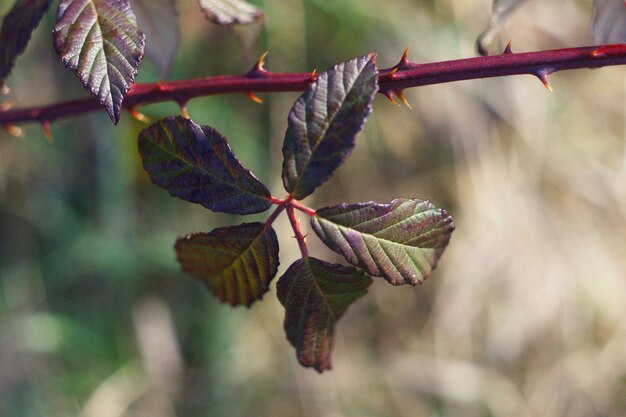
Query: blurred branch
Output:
[[2, 44, 626, 127]]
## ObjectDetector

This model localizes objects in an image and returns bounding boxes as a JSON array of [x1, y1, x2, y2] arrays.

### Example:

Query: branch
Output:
[[2, 44, 626, 126]]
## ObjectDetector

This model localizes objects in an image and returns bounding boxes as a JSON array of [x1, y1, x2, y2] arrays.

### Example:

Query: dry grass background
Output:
[[0, 0, 625, 416]]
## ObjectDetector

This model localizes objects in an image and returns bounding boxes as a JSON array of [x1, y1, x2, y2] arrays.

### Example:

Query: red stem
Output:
[[2, 44, 626, 126], [286, 205, 308, 259]]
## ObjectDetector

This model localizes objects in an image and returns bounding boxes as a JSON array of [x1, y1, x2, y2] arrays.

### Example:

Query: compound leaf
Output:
[[276, 257, 371, 373], [53, 0, 145, 124], [281, 54, 378, 200], [592, 0, 626, 44], [197, 0, 263, 25], [0, 0, 52, 86], [131, 0, 178, 78], [138, 116, 272, 215], [311, 198, 455, 286], [175, 222, 279, 307], [476, 0, 530, 55]]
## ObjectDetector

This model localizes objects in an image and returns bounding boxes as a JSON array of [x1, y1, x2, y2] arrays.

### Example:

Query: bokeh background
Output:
[[1, 0, 625, 416]]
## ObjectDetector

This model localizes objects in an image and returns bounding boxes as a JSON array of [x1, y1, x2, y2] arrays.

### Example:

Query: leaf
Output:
[[476, 0, 530, 56], [0, 0, 53, 86], [276, 257, 371, 372], [175, 222, 279, 307], [197, 0, 264, 25], [131, 0, 178, 78], [592, 0, 626, 44], [281, 54, 378, 200], [53, 0, 145, 124], [311, 198, 455, 286], [138, 116, 272, 215]]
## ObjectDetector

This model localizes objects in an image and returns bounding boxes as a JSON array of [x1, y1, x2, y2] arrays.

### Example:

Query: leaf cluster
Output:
[[137, 54, 455, 372]]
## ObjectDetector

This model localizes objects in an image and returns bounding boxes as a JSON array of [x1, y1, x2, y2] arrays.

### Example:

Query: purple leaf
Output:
[[138, 116, 272, 215], [131, 0, 178, 78], [197, 0, 264, 25], [0, 0, 52, 86], [592, 0, 626, 44], [53, 0, 145, 124], [175, 222, 279, 307], [311, 198, 455, 286], [276, 257, 371, 373], [281, 54, 378, 200]]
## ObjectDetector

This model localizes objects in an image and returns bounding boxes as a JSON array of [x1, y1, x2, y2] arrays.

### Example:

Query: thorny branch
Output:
[[1, 44, 626, 128]]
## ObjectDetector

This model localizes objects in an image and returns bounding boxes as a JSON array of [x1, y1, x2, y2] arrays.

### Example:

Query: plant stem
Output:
[[2, 44, 626, 126], [286, 205, 308, 259]]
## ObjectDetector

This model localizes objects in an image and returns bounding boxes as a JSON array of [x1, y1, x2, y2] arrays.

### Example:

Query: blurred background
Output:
[[1, 0, 625, 416]]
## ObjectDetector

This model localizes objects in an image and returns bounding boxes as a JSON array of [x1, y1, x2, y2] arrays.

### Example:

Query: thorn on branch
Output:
[[129, 108, 151, 124], [246, 92, 263, 104], [399, 47, 410, 66], [248, 51, 270, 77], [3, 124, 23, 137], [502, 40, 514, 55], [309, 69, 318, 82], [395, 90, 412, 109], [383, 90, 401, 106], [179, 103, 190, 119], [41, 120, 53, 142], [533, 69, 554, 92]]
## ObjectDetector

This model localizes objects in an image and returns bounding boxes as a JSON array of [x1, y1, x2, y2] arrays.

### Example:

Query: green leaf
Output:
[[311, 198, 455, 286], [0, 0, 53, 86], [138, 116, 272, 215], [276, 257, 371, 373], [131, 0, 178, 78], [197, 0, 264, 25], [175, 222, 279, 307], [53, 0, 145, 124], [281, 54, 378, 200]]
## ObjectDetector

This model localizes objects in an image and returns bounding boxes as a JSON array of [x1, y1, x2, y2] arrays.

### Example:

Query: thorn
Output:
[[309, 68, 318, 81], [3, 124, 23, 137], [180, 103, 190, 119], [383, 90, 400, 106], [128, 108, 151, 124], [387, 68, 398, 79], [255, 51, 269, 72], [156, 81, 165, 92], [534, 70, 553, 93], [246, 92, 263, 104], [41, 120, 53, 142], [395, 90, 412, 109], [0, 100, 14, 111], [502, 40, 513, 55], [399, 47, 410, 65], [302, 233, 308, 243]]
